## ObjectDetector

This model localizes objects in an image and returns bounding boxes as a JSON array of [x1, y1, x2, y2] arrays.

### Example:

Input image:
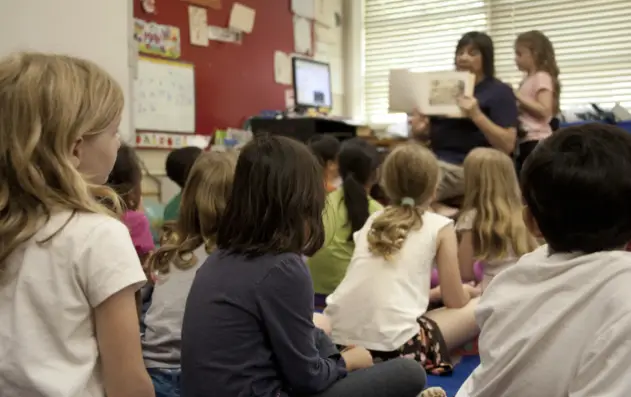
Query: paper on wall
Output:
[[329, 56, 343, 95], [314, 41, 330, 61], [229, 3, 255, 34], [291, 0, 315, 19], [314, 0, 334, 27], [208, 25, 241, 43], [314, 24, 335, 44], [188, 6, 209, 46], [274, 51, 292, 85], [293, 16, 312, 54]]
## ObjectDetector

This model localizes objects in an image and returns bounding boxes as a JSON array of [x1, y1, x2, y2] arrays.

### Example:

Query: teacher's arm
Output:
[[458, 86, 518, 154]]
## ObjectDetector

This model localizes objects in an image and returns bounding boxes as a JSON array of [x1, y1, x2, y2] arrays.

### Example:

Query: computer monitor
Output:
[[292, 57, 333, 110]]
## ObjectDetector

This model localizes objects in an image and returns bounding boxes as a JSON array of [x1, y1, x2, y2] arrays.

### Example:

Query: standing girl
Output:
[[143, 151, 236, 397], [514, 30, 561, 172], [457, 148, 539, 291], [325, 143, 479, 376], [181, 135, 427, 397], [0, 53, 153, 397], [308, 138, 382, 295]]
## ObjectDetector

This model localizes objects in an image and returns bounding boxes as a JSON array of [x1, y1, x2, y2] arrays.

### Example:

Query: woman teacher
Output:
[[411, 31, 518, 203]]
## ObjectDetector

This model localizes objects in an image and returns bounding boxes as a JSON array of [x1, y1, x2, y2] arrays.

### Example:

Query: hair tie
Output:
[[401, 197, 415, 206]]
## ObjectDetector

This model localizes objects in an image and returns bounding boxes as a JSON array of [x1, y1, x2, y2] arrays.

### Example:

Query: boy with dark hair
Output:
[[308, 134, 341, 192], [457, 123, 631, 397], [163, 146, 203, 222]]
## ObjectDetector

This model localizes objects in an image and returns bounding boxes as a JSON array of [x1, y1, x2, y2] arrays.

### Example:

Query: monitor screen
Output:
[[292, 58, 332, 109]]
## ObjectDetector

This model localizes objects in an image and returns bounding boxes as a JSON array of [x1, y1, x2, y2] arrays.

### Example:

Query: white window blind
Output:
[[492, 0, 631, 110], [363, 0, 488, 123]]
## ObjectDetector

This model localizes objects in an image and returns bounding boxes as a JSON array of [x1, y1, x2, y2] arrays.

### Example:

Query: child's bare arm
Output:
[[436, 224, 470, 308]]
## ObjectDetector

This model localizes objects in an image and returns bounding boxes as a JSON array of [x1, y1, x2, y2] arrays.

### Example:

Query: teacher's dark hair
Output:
[[216, 134, 326, 257], [338, 138, 380, 241], [456, 31, 495, 78]]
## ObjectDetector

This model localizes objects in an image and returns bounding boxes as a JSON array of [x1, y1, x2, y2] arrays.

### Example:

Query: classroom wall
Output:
[[139, 0, 348, 202], [0, 0, 134, 142]]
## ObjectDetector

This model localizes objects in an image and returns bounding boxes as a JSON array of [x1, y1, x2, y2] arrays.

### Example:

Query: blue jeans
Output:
[[148, 368, 181, 397]]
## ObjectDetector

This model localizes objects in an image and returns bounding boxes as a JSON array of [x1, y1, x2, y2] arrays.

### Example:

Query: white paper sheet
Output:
[[329, 56, 343, 95], [293, 16, 312, 54], [208, 25, 241, 43], [314, 24, 335, 43], [188, 6, 208, 46], [291, 0, 314, 19], [274, 51, 292, 85], [314, 0, 334, 26], [314, 41, 330, 61], [229, 2, 255, 33]]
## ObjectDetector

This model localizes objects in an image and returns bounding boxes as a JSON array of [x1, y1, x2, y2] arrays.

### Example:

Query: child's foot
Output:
[[419, 387, 447, 397]]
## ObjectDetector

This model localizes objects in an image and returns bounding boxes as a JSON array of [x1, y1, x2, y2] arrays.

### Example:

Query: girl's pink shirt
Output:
[[519, 71, 554, 141], [121, 210, 155, 256]]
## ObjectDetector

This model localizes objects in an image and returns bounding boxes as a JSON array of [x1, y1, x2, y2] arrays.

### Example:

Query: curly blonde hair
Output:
[[367, 143, 439, 260], [460, 148, 538, 261], [0, 52, 124, 280], [148, 151, 237, 276]]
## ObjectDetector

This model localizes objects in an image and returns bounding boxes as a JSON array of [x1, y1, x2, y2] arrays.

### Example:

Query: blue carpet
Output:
[[426, 355, 479, 397]]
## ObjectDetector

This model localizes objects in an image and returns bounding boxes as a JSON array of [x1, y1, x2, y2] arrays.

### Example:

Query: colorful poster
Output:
[[134, 19, 181, 59]]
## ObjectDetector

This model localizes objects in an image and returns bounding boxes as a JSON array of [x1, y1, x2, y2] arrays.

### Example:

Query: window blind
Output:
[[492, 0, 631, 110], [363, 0, 488, 123]]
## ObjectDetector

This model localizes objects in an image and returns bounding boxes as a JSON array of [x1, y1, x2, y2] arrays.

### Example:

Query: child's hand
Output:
[[341, 346, 373, 371], [464, 283, 482, 298]]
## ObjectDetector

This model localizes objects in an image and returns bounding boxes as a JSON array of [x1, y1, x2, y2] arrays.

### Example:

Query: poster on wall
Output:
[[134, 19, 182, 59]]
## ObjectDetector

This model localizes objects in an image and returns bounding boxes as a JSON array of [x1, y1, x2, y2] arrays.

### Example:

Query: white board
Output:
[[134, 57, 195, 133]]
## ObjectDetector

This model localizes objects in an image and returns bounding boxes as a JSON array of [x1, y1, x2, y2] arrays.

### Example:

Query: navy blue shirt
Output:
[[181, 250, 347, 397], [430, 77, 518, 165]]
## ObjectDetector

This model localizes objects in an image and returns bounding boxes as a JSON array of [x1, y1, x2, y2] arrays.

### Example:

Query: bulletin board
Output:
[[134, 56, 196, 133], [133, 0, 296, 134]]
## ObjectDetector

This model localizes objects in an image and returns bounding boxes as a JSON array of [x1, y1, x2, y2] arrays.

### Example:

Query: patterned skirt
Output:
[[358, 316, 453, 376]]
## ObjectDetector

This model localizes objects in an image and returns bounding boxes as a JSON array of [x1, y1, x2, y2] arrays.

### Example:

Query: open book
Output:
[[388, 69, 475, 118]]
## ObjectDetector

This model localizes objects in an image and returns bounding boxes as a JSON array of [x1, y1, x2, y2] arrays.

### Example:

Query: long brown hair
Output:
[[516, 30, 561, 114], [460, 148, 538, 261], [148, 151, 237, 276], [367, 143, 439, 260]]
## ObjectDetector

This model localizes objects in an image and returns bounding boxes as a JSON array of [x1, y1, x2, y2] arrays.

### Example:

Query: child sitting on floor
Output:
[[180, 135, 427, 397], [308, 134, 341, 193], [163, 146, 202, 222], [325, 143, 480, 376], [457, 123, 631, 396], [142, 151, 236, 397], [457, 148, 538, 291]]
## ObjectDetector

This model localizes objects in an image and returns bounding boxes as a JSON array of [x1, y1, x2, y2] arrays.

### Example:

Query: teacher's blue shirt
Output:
[[430, 77, 518, 165]]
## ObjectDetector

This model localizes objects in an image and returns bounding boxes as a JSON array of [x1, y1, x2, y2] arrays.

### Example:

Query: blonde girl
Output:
[[457, 148, 539, 290], [326, 143, 480, 376], [514, 30, 561, 172], [0, 53, 153, 397], [142, 151, 236, 397]]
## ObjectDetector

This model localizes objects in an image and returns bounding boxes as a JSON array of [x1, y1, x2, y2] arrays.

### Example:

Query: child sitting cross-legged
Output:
[[325, 143, 480, 376], [457, 123, 631, 396]]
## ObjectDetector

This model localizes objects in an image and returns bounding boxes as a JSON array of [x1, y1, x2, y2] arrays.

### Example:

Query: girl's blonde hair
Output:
[[149, 151, 237, 275], [460, 148, 538, 261], [367, 143, 439, 260], [516, 30, 561, 114], [0, 52, 124, 279]]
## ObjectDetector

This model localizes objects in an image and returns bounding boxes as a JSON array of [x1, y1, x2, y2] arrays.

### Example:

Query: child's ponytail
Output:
[[367, 199, 425, 260], [338, 139, 380, 241], [367, 143, 439, 260]]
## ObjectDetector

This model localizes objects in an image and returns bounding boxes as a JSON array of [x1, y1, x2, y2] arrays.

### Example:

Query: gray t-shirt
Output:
[[142, 245, 208, 368]]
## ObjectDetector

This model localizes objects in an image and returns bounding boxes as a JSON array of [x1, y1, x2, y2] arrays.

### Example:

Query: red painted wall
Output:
[[134, 0, 296, 134]]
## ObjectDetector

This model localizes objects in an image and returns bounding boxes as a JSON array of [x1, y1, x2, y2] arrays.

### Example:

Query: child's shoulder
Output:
[[44, 211, 126, 241]]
